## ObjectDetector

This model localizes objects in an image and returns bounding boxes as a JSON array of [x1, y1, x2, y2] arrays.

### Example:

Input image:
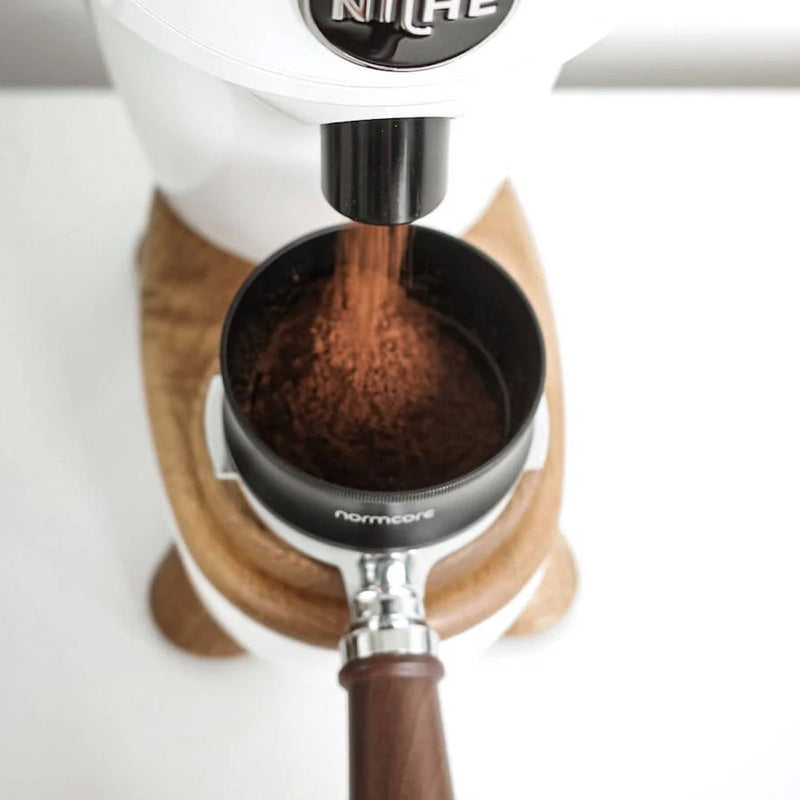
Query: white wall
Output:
[[0, 0, 107, 85], [4, 0, 800, 87], [562, 0, 800, 87], [561, 25, 800, 87]]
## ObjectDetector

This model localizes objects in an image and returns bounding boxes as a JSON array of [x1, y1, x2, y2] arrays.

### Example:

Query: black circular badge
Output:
[[303, 0, 516, 70]]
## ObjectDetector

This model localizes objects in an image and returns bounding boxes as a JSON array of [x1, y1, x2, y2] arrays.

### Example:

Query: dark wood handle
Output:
[[339, 654, 454, 800]]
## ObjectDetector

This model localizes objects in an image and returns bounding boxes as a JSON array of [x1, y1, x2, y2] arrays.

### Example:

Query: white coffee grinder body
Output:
[[91, 0, 620, 262], [91, 0, 620, 666]]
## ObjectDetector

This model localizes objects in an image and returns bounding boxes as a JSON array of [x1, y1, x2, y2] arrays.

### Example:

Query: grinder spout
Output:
[[321, 117, 450, 225]]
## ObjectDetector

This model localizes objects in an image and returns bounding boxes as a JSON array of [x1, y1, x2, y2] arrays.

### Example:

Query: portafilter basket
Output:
[[206, 225, 546, 800]]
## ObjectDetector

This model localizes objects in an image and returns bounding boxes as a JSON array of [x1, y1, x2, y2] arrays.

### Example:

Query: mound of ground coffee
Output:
[[240, 224, 505, 492]]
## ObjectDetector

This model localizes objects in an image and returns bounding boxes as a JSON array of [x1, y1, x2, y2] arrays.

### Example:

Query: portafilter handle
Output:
[[340, 654, 453, 800], [338, 552, 453, 800]]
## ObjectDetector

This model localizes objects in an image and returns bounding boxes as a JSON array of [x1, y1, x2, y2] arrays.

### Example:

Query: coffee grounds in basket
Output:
[[240, 224, 505, 492]]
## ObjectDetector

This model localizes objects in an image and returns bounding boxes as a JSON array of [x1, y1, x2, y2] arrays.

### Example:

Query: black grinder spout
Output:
[[321, 117, 450, 225]]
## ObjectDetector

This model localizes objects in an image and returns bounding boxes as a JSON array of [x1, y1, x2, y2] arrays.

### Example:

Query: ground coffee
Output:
[[240, 224, 505, 492]]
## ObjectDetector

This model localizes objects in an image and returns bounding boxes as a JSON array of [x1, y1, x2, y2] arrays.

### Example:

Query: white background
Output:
[[2, 0, 800, 796], [5, 0, 800, 86], [1, 88, 799, 798]]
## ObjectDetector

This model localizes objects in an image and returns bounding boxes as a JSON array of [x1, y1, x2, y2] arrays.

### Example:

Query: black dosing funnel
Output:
[[321, 117, 450, 225], [220, 225, 545, 551]]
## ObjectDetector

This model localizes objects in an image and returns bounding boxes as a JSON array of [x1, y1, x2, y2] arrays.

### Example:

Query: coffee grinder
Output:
[[90, 0, 619, 796]]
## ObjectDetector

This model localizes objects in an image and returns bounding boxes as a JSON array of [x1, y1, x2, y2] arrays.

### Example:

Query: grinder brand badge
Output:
[[302, 0, 516, 70]]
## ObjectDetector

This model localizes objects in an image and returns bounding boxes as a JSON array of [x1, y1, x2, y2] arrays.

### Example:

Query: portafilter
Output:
[[205, 225, 547, 800]]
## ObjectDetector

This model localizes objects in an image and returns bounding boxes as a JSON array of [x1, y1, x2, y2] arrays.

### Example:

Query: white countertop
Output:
[[1, 90, 798, 799]]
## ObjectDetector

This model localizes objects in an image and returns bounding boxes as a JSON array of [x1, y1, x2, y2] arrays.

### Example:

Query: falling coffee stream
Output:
[[242, 223, 505, 492], [322, 223, 411, 390]]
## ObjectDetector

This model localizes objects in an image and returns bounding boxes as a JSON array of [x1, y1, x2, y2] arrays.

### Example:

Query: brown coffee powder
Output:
[[240, 224, 505, 492]]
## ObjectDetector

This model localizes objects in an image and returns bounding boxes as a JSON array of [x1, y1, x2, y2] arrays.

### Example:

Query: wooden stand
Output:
[[141, 184, 576, 656]]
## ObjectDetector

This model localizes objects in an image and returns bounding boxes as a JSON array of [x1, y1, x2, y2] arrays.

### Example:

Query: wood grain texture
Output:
[[340, 655, 453, 800], [150, 547, 243, 656], [506, 532, 578, 637], [141, 182, 575, 651]]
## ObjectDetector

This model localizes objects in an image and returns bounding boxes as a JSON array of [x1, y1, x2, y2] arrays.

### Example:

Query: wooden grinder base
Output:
[[141, 184, 576, 657]]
